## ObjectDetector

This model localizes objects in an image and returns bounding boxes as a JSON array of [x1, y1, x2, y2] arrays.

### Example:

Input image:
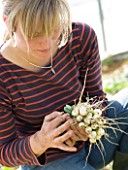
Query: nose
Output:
[[38, 38, 51, 48]]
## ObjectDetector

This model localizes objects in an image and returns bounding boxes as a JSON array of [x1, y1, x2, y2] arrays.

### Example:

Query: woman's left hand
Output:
[[65, 122, 88, 147]]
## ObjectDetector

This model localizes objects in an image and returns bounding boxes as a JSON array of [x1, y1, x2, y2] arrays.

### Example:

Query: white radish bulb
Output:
[[79, 107, 87, 116], [89, 138, 96, 143], [84, 123, 89, 127], [87, 112, 93, 119], [76, 115, 83, 122], [85, 127, 92, 133], [83, 102, 88, 107], [72, 107, 79, 117], [91, 119, 96, 124], [96, 135, 102, 140], [93, 113, 100, 119], [84, 118, 91, 124], [94, 109, 102, 116], [86, 105, 91, 109], [97, 128, 105, 136], [97, 119, 104, 125], [91, 123, 98, 129], [78, 122, 85, 128], [89, 131, 97, 139]]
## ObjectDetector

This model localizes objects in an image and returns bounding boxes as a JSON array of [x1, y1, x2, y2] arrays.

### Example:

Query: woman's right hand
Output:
[[30, 111, 77, 157]]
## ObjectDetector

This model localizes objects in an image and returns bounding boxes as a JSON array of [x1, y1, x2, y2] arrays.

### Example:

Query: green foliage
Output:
[[64, 104, 75, 117], [103, 69, 128, 95], [2, 167, 16, 170]]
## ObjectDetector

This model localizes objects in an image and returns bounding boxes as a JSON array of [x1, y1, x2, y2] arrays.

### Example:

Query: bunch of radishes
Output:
[[64, 98, 108, 144]]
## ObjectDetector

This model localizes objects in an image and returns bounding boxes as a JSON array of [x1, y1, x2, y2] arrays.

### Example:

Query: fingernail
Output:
[[69, 119, 74, 125], [60, 112, 64, 115]]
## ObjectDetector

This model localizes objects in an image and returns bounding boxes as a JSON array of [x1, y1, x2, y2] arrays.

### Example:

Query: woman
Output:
[[0, 0, 128, 170]]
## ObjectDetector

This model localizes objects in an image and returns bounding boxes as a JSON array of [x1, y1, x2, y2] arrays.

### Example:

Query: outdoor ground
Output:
[[102, 51, 128, 97], [102, 52, 128, 77]]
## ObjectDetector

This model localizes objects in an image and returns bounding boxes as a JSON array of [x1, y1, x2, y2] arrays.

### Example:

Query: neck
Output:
[[1, 40, 56, 74]]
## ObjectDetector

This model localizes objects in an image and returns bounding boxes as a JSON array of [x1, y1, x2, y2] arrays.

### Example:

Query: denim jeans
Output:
[[87, 88, 128, 169], [21, 88, 128, 170], [20, 148, 95, 170]]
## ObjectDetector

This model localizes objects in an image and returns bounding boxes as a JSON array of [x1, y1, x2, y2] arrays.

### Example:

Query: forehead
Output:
[[17, 14, 61, 38], [16, 22, 62, 40]]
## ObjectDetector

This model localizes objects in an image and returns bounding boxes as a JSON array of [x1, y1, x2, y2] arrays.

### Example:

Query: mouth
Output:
[[36, 49, 50, 53]]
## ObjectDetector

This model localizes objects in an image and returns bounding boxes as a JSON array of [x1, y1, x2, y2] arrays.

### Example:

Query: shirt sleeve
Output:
[[77, 23, 108, 109], [0, 78, 45, 167]]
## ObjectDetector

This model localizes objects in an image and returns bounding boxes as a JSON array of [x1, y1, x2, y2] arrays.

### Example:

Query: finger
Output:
[[76, 125, 86, 135], [71, 134, 80, 141], [70, 125, 88, 141], [65, 139, 75, 147], [53, 119, 72, 137], [76, 126, 88, 139], [70, 125, 80, 140], [54, 130, 74, 143], [45, 111, 63, 121], [57, 143, 77, 152], [74, 132, 88, 141], [71, 124, 86, 135], [64, 114, 71, 120], [47, 113, 70, 129]]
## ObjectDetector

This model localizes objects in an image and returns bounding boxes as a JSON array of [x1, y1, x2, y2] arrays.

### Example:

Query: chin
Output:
[[34, 53, 51, 60]]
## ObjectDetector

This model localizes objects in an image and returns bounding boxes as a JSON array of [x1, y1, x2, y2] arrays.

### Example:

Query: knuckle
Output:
[[69, 130, 74, 135], [57, 116, 64, 123], [57, 128, 63, 135], [54, 137, 62, 144], [54, 128, 62, 137], [60, 116, 65, 122], [44, 115, 49, 121], [58, 124, 67, 133], [66, 130, 73, 138]]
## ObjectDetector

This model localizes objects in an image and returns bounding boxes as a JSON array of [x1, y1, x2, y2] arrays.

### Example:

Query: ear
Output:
[[3, 15, 8, 24], [2, 15, 10, 30]]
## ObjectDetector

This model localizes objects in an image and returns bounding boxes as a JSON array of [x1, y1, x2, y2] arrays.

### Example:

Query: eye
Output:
[[33, 32, 41, 38]]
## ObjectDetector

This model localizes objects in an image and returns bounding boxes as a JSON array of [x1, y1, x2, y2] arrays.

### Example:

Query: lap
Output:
[[20, 149, 95, 170], [20, 88, 128, 170]]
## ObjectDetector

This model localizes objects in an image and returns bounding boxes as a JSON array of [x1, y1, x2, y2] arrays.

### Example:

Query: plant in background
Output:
[[103, 67, 128, 95], [1, 167, 17, 170]]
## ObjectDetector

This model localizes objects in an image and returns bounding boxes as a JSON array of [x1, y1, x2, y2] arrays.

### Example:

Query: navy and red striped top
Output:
[[0, 22, 106, 167]]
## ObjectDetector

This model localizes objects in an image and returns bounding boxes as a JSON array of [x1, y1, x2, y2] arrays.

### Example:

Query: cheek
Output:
[[16, 35, 27, 48], [14, 32, 28, 51], [27, 40, 36, 48]]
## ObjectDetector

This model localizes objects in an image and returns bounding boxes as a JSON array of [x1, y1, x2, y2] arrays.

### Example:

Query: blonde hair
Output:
[[2, 0, 71, 47]]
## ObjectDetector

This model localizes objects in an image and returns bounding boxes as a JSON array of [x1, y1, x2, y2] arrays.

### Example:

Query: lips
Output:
[[36, 49, 50, 53]]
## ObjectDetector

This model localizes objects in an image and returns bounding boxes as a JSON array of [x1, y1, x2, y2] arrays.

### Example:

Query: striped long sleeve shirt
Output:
[[0, 22, 107, 167]]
